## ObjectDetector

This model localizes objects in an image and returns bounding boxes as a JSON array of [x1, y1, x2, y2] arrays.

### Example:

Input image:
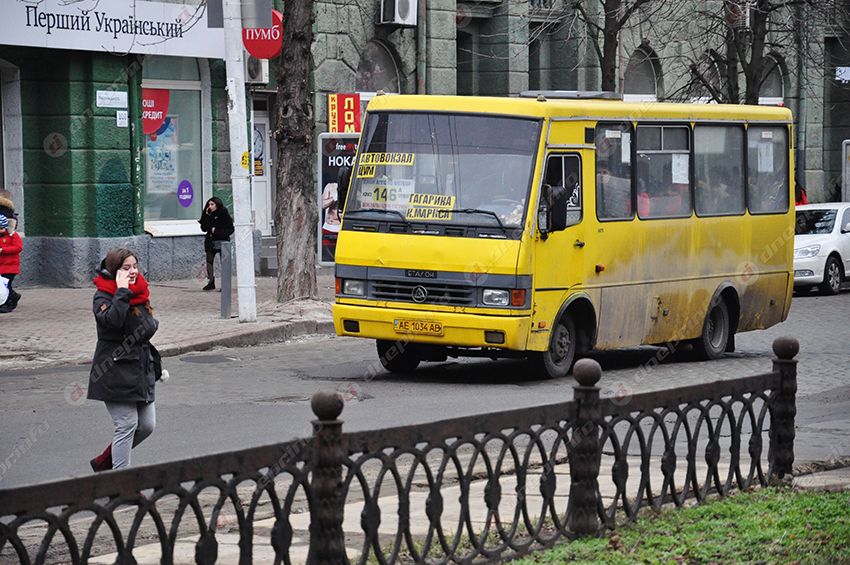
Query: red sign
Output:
[[242, 10, 283, 59], [328, 93, 361, 133], [141, 88, 170, 135]]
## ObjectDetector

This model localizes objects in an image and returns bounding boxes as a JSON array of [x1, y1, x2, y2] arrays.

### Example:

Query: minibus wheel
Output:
[[531, 315, 577, 379], [693, 300, 729, 360], [376, 339, 421, 373]]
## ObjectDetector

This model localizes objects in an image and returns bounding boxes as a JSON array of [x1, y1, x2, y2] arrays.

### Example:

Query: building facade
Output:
[[2, 0, 849, 286]]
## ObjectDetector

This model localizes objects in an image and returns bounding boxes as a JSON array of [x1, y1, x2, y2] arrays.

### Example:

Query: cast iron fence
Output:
[[0, 337, 798, 564]]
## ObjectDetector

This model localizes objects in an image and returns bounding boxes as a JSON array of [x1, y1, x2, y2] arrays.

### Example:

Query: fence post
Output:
[[307, 391, 346, 564], [770, 336, 799, 480], [568, 358, 603, 535]]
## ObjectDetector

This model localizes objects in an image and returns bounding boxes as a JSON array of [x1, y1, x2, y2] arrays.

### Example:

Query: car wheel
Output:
[[692, 299, 729, 360], [530, 315, 577, 379], [376, 339, 421, 373], [819, 256, 843, 295]]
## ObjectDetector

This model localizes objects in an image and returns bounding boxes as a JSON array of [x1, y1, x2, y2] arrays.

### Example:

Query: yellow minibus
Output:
[[332, 92, 794, 378]]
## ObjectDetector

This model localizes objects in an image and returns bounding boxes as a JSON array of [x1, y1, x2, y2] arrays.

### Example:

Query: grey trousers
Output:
[[105, 401, 156, 469]]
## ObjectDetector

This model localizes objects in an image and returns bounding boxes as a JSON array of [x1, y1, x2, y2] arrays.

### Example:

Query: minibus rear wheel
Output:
[[377, 339, 421, 373], [692, 300, 729, 360], [531, 315, 577, 379]]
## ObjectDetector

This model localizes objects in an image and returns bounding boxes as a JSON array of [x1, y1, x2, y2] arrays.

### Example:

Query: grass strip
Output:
[[513, 487, 850, 564]]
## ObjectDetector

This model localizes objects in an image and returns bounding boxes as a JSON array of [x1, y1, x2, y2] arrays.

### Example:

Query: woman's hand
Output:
[[116, 270, 131, 289]]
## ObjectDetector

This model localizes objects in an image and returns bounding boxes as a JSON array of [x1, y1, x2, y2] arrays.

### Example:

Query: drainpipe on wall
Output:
[[416, 0, 427, 93], [794, 1, 807, 184], [128, 57, 145, 235]]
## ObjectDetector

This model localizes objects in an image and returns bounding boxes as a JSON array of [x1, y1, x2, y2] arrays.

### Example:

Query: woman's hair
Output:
[[102, 247, 138, 276]]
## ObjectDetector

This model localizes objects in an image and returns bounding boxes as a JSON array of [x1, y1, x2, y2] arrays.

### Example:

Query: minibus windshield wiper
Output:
[[448, 208, 506, 230], [344, 209, 409, 224]]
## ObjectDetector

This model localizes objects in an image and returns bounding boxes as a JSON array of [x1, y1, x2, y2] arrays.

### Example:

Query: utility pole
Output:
[[222, 0, 257, 322]]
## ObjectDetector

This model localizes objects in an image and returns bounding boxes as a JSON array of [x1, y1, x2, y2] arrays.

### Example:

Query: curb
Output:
[[156, 319, 336, 358]]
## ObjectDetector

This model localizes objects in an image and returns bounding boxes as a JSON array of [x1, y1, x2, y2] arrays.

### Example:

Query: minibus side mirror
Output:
[[538, 185, 551, 240]]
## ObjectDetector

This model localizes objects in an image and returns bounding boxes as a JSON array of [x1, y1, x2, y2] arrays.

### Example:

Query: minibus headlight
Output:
[[342, 279, 366, 296], [482, 289, 510, 306], [794, 245, 820, 259]]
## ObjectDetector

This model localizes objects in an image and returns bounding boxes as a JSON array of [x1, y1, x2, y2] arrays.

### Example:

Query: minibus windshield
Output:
[[345, 112, 541, 229]]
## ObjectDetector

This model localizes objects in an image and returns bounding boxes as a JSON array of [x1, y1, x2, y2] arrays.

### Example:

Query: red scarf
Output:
[[93, 272, 151, 306]]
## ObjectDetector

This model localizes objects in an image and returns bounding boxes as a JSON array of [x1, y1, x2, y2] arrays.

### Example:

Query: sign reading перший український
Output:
[[0, 1, 224, 59]]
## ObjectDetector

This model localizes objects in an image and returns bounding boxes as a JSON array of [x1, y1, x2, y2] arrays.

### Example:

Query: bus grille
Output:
[[371, 280, 475, 306]]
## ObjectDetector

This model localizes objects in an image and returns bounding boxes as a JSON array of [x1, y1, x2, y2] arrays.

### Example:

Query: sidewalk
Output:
[[1, 268, 337, 372]]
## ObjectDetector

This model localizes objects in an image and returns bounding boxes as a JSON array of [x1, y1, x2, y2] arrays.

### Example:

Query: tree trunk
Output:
[[743, 0, 770, 105], [600, 0, 621, 92], [273, 0, 317, 301]]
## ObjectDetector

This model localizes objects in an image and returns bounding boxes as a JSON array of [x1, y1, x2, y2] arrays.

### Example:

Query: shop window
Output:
[[142, 56, 205, 225]]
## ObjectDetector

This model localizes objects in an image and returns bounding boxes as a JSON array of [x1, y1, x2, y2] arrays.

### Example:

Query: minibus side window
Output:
[[747, 126, 789, 214], [636, 125, 692, 219], [595, 124, 633, 220], [543, 154, 582, 227], [694, 125, 746, 216]]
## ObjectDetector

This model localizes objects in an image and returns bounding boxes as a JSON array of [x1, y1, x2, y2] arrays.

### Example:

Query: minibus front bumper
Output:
[[333, 303, 532, 350]]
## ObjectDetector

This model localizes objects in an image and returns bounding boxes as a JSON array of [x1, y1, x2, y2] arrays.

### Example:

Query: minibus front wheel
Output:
[[377, 339, 421, 373], [530, 315, 577, 379]]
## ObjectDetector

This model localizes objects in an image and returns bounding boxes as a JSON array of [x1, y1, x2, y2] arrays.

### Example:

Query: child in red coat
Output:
[[0, 214, 22, 313]]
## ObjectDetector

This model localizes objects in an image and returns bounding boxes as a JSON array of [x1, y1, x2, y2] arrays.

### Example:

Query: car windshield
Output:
[[795, 209, 836, 235], [345, 112, 541, 228]]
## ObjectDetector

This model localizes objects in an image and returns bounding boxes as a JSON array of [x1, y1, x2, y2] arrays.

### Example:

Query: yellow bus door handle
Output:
[[574, 239, 586, 248]]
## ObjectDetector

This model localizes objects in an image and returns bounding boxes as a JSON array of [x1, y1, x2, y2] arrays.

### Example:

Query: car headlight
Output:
[[342, 279, 366, 296], [482, 289, 510, 306], [794, 245, 820, 259]]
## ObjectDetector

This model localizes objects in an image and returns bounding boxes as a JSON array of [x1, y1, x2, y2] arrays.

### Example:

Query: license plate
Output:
[[393, 319, 444, 336]]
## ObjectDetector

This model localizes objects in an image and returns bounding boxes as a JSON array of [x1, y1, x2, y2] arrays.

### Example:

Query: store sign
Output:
[[0, 1, 225, 59], [142, 88, 170, 135], [328, 93, 362, 133], [242, 9, 283, 59]]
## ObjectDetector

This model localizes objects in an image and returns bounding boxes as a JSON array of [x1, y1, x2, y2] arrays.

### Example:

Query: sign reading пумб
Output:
[[0, 0, 224, 59]]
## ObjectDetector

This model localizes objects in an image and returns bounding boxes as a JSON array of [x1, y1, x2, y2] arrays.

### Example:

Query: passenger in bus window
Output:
[[598, 164, 632, 217]]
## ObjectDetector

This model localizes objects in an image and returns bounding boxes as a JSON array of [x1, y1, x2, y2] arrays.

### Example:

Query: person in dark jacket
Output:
[[198, 196, 235, 291], [88, 248, 160, 471]]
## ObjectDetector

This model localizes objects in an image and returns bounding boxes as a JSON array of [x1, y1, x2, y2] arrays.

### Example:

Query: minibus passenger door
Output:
[[533, 153, 586, 321]]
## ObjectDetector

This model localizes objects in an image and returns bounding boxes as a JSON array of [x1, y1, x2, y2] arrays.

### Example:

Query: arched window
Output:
[[689, 52, 723, 103], [624, 47, 662, 102], [356, 41, 401, 116], [141, 56, 211, 233], [759, 55, 785, 106]]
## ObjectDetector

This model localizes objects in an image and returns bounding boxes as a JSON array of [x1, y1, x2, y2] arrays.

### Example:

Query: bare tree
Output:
[[571, 0, 661, 91], [673, 0, 848, 104], [272, 0, 317, 301]]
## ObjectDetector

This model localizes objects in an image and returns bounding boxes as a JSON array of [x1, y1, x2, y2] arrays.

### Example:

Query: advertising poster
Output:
[[317, 132, 359, 265], [145, 117, 178, 194]]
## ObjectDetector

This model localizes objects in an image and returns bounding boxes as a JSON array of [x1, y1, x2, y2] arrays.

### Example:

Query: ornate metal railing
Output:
[[0, 337, 798, 564]]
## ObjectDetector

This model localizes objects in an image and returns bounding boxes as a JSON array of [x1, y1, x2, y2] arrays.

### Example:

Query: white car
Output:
[[794, 202, 850, 294]]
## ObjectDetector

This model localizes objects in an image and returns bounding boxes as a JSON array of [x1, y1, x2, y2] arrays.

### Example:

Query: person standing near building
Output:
[[198, 197, 234, 291], [0, 190, 18, 232], [88, 248, 159, 471], [0, 214, 23, 313]]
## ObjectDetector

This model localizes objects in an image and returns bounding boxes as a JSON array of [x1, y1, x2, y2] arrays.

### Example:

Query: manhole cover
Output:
[[180, 355, 238, 364]]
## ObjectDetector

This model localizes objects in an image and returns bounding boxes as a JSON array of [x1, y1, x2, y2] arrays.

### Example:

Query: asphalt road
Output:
[[1, 289, 848, 489]]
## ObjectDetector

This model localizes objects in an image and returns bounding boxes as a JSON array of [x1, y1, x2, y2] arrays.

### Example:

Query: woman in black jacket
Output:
[[88, 248, 160, 471], [199, 196, 234, 291]]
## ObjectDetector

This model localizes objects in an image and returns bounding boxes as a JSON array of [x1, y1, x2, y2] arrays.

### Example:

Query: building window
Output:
[[142, 56, 205, 226], [758, 55, 784, 106], [624, 47, 661, 102], [457, 29, 477, 95]]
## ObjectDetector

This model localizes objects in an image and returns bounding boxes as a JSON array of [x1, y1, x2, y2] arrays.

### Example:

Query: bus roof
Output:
[[364, 94, 793, 123]]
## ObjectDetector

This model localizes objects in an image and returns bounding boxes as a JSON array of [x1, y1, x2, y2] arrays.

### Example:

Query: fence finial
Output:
[[573, 358, 602, 387], [311, 390, 344, 421], [772, 336, 799, 360]]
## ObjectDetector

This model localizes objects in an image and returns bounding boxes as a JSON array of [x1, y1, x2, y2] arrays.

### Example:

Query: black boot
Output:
[[203, 280, 215, 291]]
